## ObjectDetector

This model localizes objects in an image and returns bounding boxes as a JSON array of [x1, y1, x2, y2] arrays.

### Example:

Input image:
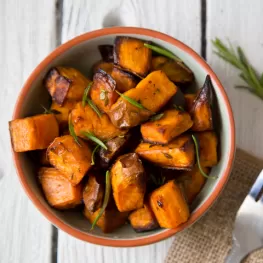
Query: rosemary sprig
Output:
[[144, 43, 182, 62], [91, 170, 111, 230], [82, 82, 93, 107], [87, 99, 102, 118], [173, 104, 185, 112], [150, 113, 164, 121], [115, 90, 147, 110], [192, 135, 217, 179], [91, 145, 100, 165], [212, 38, 263, 100], [68, 116, 81, 147], [150, 173, 165, 186], [81, 131, 107, 150], [41, 105, 60, 115]]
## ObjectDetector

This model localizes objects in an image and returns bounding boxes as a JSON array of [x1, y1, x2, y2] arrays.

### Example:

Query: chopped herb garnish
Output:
[[87, 99, 102, 117], [115, 90, 146, 110], [91, 145, 100, 165], [41, 105, 60, 115], [68, 116, 81, 147], [150, 113, 164, 121], [192, 134, 217, 179], [163, 153, 173, 159], [81, 131, 107, 150], [173, 104, 185, 112], [91, 170, 111, 230], [150, 173, 165, 186], [144, 43, 182, 62], [100, 89, 109, 106], [82, 82, 93, 107]]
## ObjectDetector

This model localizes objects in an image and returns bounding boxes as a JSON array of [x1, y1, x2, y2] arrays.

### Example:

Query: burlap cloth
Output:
[[166, 149, 263, 263]]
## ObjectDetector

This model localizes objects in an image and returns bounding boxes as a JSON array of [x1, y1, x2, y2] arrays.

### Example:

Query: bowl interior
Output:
[[15, 32, 233, 241]]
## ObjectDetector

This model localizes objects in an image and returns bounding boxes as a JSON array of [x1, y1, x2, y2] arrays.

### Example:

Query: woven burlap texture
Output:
[[166, 149, 263, 263]]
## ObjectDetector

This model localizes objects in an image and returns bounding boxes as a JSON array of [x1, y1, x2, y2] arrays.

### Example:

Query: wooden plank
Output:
[[58, 1, 201, 263], [206, 0, 263, 158], [0, 1, 56, 262]]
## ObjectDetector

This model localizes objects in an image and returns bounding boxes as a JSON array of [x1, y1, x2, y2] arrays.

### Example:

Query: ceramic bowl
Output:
[[12, 27, 235, 247]]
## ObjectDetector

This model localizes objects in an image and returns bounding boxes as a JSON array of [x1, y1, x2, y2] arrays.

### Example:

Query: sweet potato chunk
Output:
[[184, 94, 196, 112], [111, 153, 146, 212], [39, 167, 82, 209], [114, 37, 152, 77], [99, 133, 131, 168], [44, 67, 91, 105], [150, 180, 190, 228], [151, 56, 193, 84], [196, 131, 218, 167], [141, 109, 193, 144], [109, 70, 177, 128], [9, 114, 59, 152], [47, 135, 92, 185], [92, 60, 114, 75], [90, 70, 119, 113], [83, 204, 128, 233], [111, 67, 138, 92], [98, 45, 114, 62], [177, 166, 208, 203], [135, 135, 195, 170], [38, 150, 50, 166], [71, 102, 127, 141], [129, 202, 159, 232], [83, 173, 104, 212], [190, 75, 213, 131]]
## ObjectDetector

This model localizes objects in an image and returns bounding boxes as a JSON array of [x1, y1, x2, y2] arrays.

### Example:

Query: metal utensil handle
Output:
[[225, 239, 247, 263]]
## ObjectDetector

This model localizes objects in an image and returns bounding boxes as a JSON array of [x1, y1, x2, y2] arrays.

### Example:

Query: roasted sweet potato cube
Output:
[[98, 45, 114, 62], [44, 67, 91, 105], [83, 173, 104, 212], [111, 153, 146, 212], [39, 167, 82, 209], [184, 94, 196, 112], [141, 109, 193, 144], [71, 102, 127, 141], [109, 70, 177, 128], [114, 37, 152, 77], [150, 180, 190, 228], [177, 166, 208, 204], [47, 135, 92, 185], [9, 114, 59, 152], [90, 70, 119, 113], [151, 56, 194, 84], [38, 150, 50, 166], [92, 60, 114, 75], [50, 100, 77, 129], [135, 135, 195, 170], [196, 131, 218, 167], [111, 67, 138, 92], [129, 202, 159, 232], [190, 75, 213, 131], [83, 204, 128, 233], [99, 133, 131, 168]]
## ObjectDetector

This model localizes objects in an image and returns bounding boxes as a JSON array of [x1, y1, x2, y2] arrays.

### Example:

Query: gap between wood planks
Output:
[[51, 0, 207, 262]]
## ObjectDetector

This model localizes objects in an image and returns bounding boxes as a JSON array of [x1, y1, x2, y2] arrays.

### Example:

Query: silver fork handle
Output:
[[225, 240, 247, 263]]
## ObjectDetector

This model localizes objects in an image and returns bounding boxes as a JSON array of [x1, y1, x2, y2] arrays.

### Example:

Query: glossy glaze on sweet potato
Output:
[[9, 114, 59, 152], [177, 165, 208, 204], [151, 56, 194, 84], [135, 135, 195, 170], [129, 202, 159, 232], [98, 45, 114, 62], [92, 60, 114, 75], [109, 70, 178, 128], [111, 67, 138, 92], [83, 173, 104, 212], [150, 180, 190, 228], [47, 135, 92, 185], [44, 67, 91, 105], [196, 131, 218, 167], [90, 70, 119, 113], [111, 153, 146, 212], [71, 102, 127, 141], [99, 133, 131, 168], [190, 75, 213, 131], [114, 37, 152, 77], [141, 109, 193, 144], [39, 167, 82, 209]]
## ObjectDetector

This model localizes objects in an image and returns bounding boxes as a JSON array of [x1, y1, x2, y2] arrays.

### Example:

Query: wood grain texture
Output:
[[58, 1, 201, 263], [207, 0, 263, 158], [0, 1, 56, 262]]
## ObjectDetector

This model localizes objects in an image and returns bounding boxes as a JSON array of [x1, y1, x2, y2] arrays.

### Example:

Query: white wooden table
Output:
[[1, 1, 263, 262]]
